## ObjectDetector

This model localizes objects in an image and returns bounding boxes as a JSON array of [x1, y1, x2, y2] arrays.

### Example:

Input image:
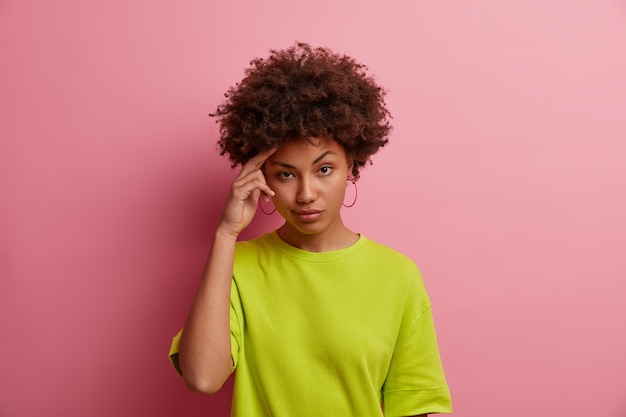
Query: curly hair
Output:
[[211, 42, 392, 178]]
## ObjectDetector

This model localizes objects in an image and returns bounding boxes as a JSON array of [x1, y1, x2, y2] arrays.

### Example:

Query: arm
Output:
[[178, 148, 276, 394]]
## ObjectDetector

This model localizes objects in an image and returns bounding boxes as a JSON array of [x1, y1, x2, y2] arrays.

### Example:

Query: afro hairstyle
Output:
[[211, 42, 392, 178]]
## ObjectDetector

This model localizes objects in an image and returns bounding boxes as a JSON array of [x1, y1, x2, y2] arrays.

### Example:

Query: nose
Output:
[[296, 175, 317, 204]]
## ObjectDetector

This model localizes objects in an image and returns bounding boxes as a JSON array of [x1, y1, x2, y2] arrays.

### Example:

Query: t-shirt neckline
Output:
[[266, 230, 367, 263]]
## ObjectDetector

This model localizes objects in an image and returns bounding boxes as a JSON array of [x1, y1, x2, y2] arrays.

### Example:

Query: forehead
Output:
[[270, 137, 346, 162]]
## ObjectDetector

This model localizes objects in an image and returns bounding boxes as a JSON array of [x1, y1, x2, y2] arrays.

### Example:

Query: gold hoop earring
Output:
[[259, 196, 276, 215], [343, 176, 358, 208]]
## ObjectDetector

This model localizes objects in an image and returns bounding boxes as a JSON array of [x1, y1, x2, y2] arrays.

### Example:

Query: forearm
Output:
[[178, 228, 238, 394], [177, 148, 276, 394]]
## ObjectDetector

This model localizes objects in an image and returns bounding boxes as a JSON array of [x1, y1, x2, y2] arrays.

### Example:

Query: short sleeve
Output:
[[382, 277, 452, 416], [229, 278, 244, 370], [168, 279, 244, 376], [169, 329, 183, 376]]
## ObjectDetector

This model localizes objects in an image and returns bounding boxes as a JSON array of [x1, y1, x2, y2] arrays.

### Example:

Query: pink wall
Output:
[[2, 1, 625, 416]]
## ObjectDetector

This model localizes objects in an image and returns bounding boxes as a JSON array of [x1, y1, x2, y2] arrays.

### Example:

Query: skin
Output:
[[263, 136, 359, 252], [178, 147, 277, 394], [178, 137, 427, 416]]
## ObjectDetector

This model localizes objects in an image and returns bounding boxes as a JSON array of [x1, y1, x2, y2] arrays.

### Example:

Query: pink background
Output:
[[2, 1, 625, 416]]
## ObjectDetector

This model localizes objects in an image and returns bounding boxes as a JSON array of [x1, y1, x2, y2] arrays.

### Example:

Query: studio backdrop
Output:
[[1, 1, 625, 416]]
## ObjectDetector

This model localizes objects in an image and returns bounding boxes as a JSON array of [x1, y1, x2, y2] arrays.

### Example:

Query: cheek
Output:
[[329, 181, 348, 202], [268, 183, 291, 204]]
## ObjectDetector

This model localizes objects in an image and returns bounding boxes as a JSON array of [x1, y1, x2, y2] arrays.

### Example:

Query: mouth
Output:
[[292, 209, 323, 222]]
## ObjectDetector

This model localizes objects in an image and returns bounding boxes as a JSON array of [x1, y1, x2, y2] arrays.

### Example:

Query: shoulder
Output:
[[232, 233, 276, 275], [361, 238, 421, 273], [360, 237, 428, 294], [234, 232, 273, 253]]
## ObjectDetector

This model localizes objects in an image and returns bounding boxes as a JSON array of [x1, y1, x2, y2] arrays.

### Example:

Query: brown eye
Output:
[[318, 166, 333, 176]]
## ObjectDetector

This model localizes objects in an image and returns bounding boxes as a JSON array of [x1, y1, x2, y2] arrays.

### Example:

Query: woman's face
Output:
[[263, 136, 353, 244]]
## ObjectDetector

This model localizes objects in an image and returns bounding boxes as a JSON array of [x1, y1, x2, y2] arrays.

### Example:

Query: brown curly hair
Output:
[[211, 42, 392, 178]]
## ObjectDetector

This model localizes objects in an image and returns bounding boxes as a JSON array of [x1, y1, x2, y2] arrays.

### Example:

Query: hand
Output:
[[217, 147, 277, 237]]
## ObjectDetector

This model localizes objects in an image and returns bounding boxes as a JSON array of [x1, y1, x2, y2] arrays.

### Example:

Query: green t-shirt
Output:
[[170, 231, 451, 416]]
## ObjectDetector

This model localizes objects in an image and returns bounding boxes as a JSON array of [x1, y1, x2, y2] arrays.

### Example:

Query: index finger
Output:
[[240, 147, 278, 175]]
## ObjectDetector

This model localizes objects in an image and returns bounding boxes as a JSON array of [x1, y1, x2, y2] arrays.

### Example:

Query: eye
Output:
[[318, 165, 333, 176], [278, 171, 294, 179]]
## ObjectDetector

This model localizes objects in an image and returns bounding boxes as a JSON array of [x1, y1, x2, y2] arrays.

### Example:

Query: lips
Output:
[[292, 209, 323, 222]]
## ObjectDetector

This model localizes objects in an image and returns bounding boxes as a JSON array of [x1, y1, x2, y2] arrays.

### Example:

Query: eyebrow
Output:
[[271, 150, 336, 169]]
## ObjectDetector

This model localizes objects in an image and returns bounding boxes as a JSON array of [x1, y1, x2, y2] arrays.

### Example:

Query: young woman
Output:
[[169, 43, 452, 416]]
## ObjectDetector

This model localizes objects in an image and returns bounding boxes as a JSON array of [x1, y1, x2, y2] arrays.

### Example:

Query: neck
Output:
[[276, 223, 359, 252]]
